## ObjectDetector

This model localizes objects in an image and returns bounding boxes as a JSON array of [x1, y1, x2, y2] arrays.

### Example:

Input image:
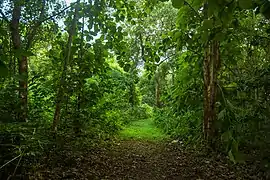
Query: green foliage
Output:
[[0, 0, 149, 177], [238, 0, 253, 9], [137, 0, 270, 167], [154, 108, 202, 143], [0, 122, 54, 178], [202, 19, 214, 30], [1, 0, 270, 177], [119, 118, 168, 141], [171, 0, 184, 9]]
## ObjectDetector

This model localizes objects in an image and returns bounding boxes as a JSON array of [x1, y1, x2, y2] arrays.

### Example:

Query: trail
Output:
[[119, 118, 169, 141], [32, 119, 254, 180]]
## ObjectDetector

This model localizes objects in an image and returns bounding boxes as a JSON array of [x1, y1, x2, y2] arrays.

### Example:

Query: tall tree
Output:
[[1, 0, 66, 121], [53, 0, 80, 131], [10, 0, 25, 121], [203, 40, 220, 143]]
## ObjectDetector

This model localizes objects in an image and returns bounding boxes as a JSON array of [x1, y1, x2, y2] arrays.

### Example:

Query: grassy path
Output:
[[118, 118, 169, 141]]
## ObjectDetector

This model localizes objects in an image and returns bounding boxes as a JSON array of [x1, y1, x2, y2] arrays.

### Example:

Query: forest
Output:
[[1, 0, 270, 179]]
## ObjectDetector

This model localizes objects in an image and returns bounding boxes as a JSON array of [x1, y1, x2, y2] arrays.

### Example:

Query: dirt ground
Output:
[[30, 139, 264, 180]]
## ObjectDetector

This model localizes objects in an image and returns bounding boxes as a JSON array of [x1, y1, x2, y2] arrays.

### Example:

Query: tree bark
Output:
[[10, 1, 28, 122], [155, 74, 162, 108], [203, 40, 220, 144], [52, 0, 80, 132], [10, 0, 47, 122], [18, 56, 28, 121]]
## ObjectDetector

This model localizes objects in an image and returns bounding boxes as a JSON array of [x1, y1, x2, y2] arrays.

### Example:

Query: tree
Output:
[[0, 0, 67, 121], [53, 0, 80, 131]]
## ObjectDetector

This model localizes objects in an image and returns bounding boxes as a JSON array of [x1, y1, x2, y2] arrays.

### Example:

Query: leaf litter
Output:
[[30, 139, 263, 180]]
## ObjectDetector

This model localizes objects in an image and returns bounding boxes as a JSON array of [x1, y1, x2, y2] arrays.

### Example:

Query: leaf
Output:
[[14, 49, 34, 58], [208, 0, 219, 17], [86, 35, 93, 41], [220, 7, 234, 25], [90, 31, 97, 36], [202, 19, 213, 30], [218, 109, 226, 120], [118, 26, 123, 32], [0, 61, 8, 77], [231, 138, 238, 153], [200, 31, 209, 43], [171, 0, 184, 9], [173, 31, 181, 41], [221, 130, 232, 142], [123, 64, 131, 72], [238, 0, 253, 9], [228, 150, 236, 164], [227, 99, 237, 110], [214, 32, 225, 41]]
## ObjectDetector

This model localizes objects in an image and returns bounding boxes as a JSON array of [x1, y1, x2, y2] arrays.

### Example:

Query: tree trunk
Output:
[[52, 0, 80, 131], [18, 56, 28, 121], [10, 1, 28, 122], [155, 75, 162, 108], [77, 0, 85, 113], [203, 40, 220, 144], [10, 0, 46, 122]]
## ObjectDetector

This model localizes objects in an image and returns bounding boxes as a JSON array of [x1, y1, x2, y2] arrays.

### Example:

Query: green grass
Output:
[[119, 118, 169, 141]]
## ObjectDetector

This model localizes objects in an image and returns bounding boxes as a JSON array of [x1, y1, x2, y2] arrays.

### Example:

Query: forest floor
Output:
[[31, 119, 261, 180]]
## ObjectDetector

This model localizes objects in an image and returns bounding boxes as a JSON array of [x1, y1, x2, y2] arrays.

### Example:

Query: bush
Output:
[[154, 107, 202, 143], [0, 122, 53, 179]]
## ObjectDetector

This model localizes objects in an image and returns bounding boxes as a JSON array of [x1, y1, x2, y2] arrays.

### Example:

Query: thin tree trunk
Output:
[[77, 0, 85, 112], [9, 36, 13, 77], [52, 0, 80, 132], [10, 2, 21, 55], [203, 40, 220, 144], [203, 43, 210, 140], [155, 75, 162, 108]]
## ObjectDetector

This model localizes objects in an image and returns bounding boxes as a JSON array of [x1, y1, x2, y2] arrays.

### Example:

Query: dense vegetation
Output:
[[1, 0, 270, 179]]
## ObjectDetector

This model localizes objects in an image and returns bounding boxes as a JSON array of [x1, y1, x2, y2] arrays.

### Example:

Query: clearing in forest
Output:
[[118, 118, 169, 141]]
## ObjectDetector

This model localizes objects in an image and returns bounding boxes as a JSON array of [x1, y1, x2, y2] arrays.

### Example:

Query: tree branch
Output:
[[26, 2, 77, 49], [157, 53, 178, 66], [184, 1, 203, 21], [1, 1, 75, 26], [39, 4, 74, 24]]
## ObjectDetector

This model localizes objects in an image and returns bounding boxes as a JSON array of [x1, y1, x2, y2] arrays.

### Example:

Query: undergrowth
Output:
[[119, 118, 169, 141]]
